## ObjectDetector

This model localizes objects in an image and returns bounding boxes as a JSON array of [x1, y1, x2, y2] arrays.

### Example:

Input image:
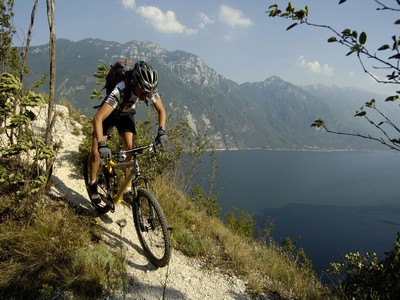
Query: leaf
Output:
[[385, 95, 399, 102], [359, 32, 367, 45], [328, 37, 337, 43], [311, 118, 325, 128], [392, 37, 399, 51], [377, 44, 390, 51], [365, 99, 375, 107], [286, 2, 294, 13], [25, 110, 37, 121], [387, 71, 398, 80], [286, 22, 298, 31], [342, 28, 352, 36], [294, 9, 307, 20], [390, 138, 400, 144], [268, 9, 282, 17], [354, 111, 366, 117], [388, 53, 400, 60]]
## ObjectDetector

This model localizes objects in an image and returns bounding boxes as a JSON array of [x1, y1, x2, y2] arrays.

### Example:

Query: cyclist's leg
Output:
[[88, 135, 103, 203], [89, 135, 104, 184], [89, 114, 115, 184]]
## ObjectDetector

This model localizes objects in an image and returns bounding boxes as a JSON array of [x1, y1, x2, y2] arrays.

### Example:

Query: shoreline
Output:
[[207, 147, 398, 154]]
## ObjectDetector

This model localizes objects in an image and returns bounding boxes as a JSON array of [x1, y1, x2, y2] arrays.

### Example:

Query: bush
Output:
[[225, 207, 256, 239], [327, 232, 400, 299]]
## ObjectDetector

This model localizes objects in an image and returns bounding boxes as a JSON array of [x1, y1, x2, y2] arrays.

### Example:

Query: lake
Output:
[[202, 150, 400, 280]]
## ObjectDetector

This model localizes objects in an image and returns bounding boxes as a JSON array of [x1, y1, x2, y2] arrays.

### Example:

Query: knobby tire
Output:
[[132, 188, 171, 267]]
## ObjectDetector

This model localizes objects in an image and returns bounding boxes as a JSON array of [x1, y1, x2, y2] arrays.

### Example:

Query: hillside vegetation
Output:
[[2, 85, 399, 299], [0, 177, 330, 299], [0, 102, 331, 299]]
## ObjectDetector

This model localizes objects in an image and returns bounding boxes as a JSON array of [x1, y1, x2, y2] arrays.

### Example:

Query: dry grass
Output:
[[0, 195, 120, 299]]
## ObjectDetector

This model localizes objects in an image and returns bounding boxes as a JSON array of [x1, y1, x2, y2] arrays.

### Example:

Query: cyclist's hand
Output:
[[155, 128, 168, 148], [98, 141, 112, 159]]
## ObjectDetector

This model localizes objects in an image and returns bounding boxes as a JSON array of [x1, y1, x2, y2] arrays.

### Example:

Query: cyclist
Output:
[[88, 60, 167, 203]]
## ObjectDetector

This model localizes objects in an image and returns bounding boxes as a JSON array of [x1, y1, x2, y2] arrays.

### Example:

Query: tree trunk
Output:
[[45, 0, 56, 185], [20, 0, 38, 82]]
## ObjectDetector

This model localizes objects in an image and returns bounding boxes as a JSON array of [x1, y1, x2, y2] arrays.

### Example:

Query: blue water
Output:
[[206, 150, 400, 279]]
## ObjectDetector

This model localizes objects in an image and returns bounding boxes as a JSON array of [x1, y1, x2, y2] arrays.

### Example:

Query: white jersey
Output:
[[104, 80, 160, 115]]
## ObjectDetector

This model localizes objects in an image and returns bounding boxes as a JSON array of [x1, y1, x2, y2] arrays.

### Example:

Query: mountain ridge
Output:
[[23, 38, 392, 151]]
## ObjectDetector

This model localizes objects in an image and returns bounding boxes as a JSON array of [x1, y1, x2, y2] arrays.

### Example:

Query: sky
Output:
[[11, 0, 400, 96]]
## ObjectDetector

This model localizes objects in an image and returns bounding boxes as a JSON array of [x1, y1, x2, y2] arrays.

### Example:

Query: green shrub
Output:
[[225, 207, 256, 239], [327, 232, 400, 299]]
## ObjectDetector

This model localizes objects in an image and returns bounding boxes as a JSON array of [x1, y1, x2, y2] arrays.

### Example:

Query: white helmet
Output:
[[133, 61, 158, 93]]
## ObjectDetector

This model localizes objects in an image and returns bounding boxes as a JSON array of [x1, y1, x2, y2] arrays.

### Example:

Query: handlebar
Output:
[[112, 142, 160, 161]]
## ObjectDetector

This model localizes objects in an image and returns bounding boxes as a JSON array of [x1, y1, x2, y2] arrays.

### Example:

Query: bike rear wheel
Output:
[[132, 188, 171, 267], [83, 154, 113, 214]]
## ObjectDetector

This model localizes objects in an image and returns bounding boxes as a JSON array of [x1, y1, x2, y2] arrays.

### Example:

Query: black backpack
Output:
[[104, 59, 135, 99], [94, 59, 135, 111]]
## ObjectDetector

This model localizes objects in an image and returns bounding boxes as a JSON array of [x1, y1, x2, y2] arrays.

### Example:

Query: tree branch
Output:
[[322, 125, 400, 152]]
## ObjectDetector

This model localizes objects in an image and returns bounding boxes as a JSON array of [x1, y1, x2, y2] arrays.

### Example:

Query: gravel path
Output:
[[49, 107, 254, 300]]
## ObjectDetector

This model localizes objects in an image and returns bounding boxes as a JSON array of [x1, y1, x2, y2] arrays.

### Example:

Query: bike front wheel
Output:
[[132, 188, 171, 267]]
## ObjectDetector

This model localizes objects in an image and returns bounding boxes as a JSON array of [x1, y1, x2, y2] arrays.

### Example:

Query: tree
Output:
[[44, 0, 57, 185], [0, 0, 19, 73], [1, 0, 21, 144], [0, 0, 56, 195], [267, 0, 400, 152]]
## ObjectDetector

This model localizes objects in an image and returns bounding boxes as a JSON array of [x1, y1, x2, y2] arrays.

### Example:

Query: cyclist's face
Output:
[[135, 84, 150, 100]]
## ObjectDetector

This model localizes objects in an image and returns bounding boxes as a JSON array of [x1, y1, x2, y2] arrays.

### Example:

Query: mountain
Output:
[[23, 38, 393, 151]]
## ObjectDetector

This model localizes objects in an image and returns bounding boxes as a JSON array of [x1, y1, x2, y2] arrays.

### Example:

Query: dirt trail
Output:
[[50, 115, 253, 299]]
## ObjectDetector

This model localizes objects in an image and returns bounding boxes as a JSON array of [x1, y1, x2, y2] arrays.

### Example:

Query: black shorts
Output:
[[102, 112, 136, 137]]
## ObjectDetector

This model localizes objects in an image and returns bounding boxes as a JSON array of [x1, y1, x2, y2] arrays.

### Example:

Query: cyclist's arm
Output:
[[93, 102, 114, 143], [153, 98, 166, 129]]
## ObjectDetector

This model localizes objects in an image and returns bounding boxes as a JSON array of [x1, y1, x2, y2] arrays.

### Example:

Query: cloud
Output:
[[218, 5, 252, 28], [222, 33, 235, 41], [297, 56, 335, 76], [137, 6, 197, 35], [121, 0, 135, 9], [198, 12, 213, 29]]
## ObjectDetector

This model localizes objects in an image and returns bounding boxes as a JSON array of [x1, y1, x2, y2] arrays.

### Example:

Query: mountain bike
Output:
[[83, 142, 171, 267]]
